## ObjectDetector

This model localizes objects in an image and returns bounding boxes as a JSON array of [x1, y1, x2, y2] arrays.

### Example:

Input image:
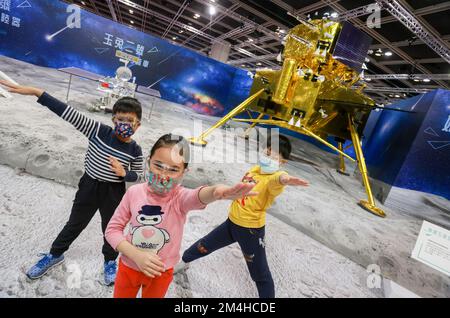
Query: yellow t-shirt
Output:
[[228, 165, 287, 228]]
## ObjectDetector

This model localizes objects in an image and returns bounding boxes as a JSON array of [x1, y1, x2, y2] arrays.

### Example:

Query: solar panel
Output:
[[332, 22, 372, 73]]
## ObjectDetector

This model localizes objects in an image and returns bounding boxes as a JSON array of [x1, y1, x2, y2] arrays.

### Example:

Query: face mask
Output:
[[145, 171, 182, 195], [258, 154, 280, 174], [114, 122, 135, 139]]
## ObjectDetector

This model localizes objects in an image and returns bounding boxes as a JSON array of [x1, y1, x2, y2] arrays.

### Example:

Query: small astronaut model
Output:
[[131, 205, 170, 253]]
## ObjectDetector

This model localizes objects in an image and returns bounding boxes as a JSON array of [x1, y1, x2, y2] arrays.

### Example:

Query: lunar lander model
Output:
[[189, 18, 388, 217]]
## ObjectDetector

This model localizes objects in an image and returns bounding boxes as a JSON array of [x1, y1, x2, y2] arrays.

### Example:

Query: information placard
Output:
[[412, 221, 450, 276]]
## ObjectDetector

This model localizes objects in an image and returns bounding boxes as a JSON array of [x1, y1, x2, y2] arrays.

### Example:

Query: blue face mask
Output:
[[146, 171, 181, 195], [114, 122, 135, 139], [258, 154, 280, 174]]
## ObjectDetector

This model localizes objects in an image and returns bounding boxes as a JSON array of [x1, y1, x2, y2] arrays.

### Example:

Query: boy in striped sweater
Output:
[[0, 80, 143, 286]]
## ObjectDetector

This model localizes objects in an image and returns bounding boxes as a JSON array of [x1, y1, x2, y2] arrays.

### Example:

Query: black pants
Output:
[[182, 218, 274, 298], [50, 173, 125, 262]]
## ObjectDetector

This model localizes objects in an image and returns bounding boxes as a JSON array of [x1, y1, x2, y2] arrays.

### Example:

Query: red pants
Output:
[[113, 258, 174, 298]]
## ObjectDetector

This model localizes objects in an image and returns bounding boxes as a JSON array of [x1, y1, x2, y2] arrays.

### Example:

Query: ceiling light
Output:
[[395, 94, 401, 98], [256, 62, 262, 66], [331, 12, 339, 18], [423, 78, 431, 82], [81, 1, 86, 5], [130, 20, 134, 24], [209, 6, 217, 15], [413, 78, 420, 82], [384, 51, 393, 57], [129, 9, 134, 14], [172, 36, 177, 40]]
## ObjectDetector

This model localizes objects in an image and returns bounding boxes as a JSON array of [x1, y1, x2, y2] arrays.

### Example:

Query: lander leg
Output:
[[348, 114, 386, 218], [336, 141, 350, 176], [189, 89, 265, 146], [241, 113, 265, 139]]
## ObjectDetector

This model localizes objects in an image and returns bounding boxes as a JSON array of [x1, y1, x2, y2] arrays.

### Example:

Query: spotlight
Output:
[[209, 6, 217, 15]]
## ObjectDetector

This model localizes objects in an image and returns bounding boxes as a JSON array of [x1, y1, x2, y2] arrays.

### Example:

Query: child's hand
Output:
[[213, 183, 258, 201], [133, 249, 166, 278], [109, 156, 126, 177], [280, 174, 309, 187], [0, 80, 43, 97]]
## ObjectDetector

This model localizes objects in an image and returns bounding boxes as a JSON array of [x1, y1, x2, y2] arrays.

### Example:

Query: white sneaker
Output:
[[174, 261, 190, 274]]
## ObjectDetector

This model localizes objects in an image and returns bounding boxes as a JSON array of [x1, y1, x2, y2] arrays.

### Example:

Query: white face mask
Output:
[[258, 154, 280, 174]]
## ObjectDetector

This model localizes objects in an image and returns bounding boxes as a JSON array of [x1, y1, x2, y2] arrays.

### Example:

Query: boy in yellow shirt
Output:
[[180, 135, 309, 298]]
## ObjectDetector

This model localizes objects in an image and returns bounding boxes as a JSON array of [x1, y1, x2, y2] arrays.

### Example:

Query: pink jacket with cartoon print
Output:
[[106, 183, 206, 271]]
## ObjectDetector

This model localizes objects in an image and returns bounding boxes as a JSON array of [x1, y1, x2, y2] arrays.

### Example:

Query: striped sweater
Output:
[[37, 92, 143, 183]]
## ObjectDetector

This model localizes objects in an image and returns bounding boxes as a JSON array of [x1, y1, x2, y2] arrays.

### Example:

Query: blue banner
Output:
[[0, 0, 253, 116], [364, 89, 450, 199]]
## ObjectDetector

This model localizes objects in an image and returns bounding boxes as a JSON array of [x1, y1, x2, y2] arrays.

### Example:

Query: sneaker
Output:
[[26, 253, 65, 280], [104, 260, 117, 286], [174, 261, 190, 275]]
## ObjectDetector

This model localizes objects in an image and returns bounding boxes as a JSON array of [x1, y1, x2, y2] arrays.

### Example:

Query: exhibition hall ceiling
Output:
[[65, 0, 450, 103]]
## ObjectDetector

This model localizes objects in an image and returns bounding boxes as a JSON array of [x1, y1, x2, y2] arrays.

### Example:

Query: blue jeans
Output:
[[182, 218, 274, 298]]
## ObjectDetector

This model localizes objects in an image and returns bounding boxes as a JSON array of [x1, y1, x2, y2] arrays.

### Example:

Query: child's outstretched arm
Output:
[[279, 174, 309, 187], [198, 182, 258, 205], [0, 80, 99, 139]]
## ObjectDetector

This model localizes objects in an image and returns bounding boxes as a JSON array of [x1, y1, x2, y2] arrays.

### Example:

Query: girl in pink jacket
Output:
[[106, 134, 256, 298]]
